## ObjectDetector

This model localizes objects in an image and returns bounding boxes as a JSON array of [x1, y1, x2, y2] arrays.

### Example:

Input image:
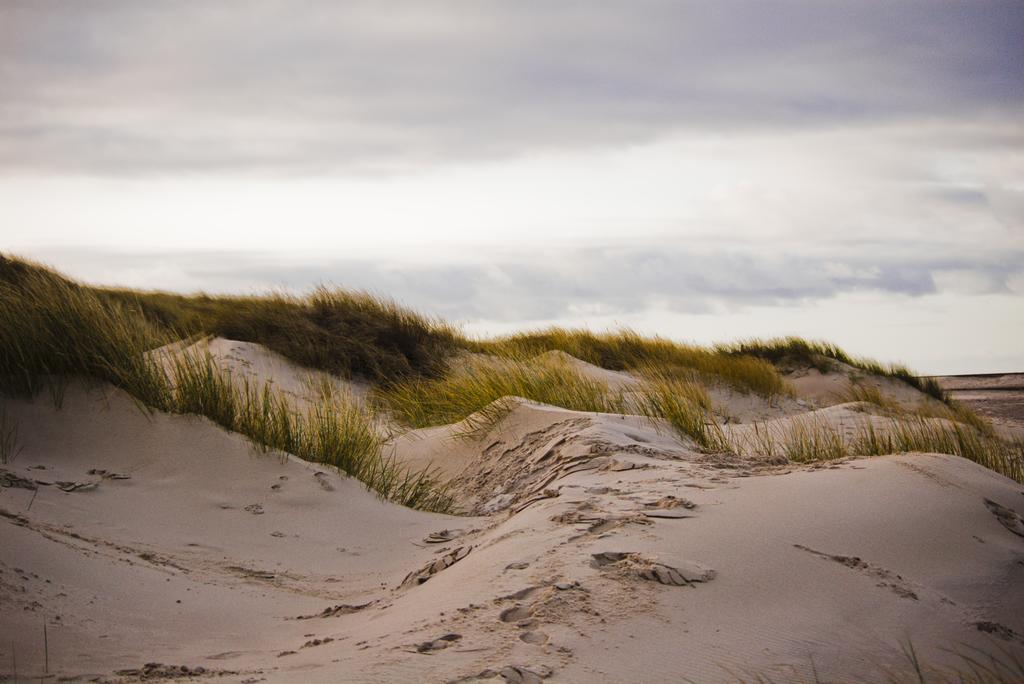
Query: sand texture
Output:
[[2, 346, 1023, 682]]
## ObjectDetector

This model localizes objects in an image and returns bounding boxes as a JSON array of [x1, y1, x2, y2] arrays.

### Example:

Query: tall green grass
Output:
[[853, 417, 1023, 483], [840, 381, 899, 411], [104, 286, 460, 383], [0, 256, 171, 406], [628, 369, 730, 451], [167, 351, 452, 510], [377, 354, 629, 436], [736, 416, 849, 464], [722, 336, 947, 401], [0, 256, 451, 511], [736, 413, 1022, 482], [378, 353, 744, 453], [4, 254, 1017, 484], [473, 328, 788, 398], [837, 376, 996, 437], [5, 256, 951, 405], [914, 397, 995, 437]]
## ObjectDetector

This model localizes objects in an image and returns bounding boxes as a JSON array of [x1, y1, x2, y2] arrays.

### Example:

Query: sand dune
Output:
[[3, 346, 1023, 681], [151, 336, 370, 407]]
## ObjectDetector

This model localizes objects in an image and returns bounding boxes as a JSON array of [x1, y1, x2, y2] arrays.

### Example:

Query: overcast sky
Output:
[[2, 1, 1023, 373]]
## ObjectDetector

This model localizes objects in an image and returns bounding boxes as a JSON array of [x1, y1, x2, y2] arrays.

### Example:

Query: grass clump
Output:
[[735, 412, 1022, 482], [377, 354, 628, 435], [853, 417, 1023, 483], [736, 417, 848, 463], [776, 417, 849, 463], [629, 369, 730, 451], [0, 255, 172, 406], [474, 328, 788, 398], [914, 398, 995, 437], [0, 409, 20, 464], [379, 353, 739, 453], [164, 350, 453, 511], [837, 375, 995, 437], [105, 286, 461, 384], [840, 381, 896, 410], [722, 336, 947, 402], [0, 255, 451, 511]]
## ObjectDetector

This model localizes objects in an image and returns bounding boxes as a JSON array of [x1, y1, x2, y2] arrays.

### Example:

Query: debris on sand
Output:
[[295, 601, 375, 619], [591, 552, 716, 586]]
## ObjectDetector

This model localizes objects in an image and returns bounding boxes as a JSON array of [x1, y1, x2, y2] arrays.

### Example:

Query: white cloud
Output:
[[1, 1, 1022, 372]]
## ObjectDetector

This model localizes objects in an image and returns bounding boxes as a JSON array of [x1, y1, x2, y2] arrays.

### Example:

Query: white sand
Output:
[[2, 348, 1023, 682], [151, 336, 370, 407]]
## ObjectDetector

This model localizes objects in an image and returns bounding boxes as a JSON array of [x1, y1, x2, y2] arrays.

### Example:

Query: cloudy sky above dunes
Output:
[[2, 1, 1023, 373]]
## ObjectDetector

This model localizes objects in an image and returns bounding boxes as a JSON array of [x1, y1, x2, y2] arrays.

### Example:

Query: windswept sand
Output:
[[2, 346, 1023, 682]]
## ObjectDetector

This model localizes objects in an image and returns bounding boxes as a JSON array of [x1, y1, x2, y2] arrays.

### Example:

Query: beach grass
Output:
[[0, 255, 172, 406], [839, 381, 899, 412], [103, 285, 461, 384], [628, 368, 730, 451], [776, 416, 849, 463], [734, 411, 1022, 482], [473, 328, 789, 398], [837, 375, 995, 437], [721, 336, 947, 402], [0, 255, 452, 511], [852, 416, 1023, 483], [4, 253, 1019, 484], [376, 353, 629, 436]]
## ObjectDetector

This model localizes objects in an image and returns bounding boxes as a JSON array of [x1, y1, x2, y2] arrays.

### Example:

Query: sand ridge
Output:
[[2, 346, 1023, 682]]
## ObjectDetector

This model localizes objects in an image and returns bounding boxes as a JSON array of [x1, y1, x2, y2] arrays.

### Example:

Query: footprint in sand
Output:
[[415, 633, 462, 652], [499, 605, 533, 623], [793, 544, 919, 600], [984, 498, 1024, 537], [243, 503, 264, 515], [297, 637, 335, 649], [975, 620, 1023, 642], [499, 665, 552, 683], [519, 630, 548, 645], [314, 471, 335, 491]]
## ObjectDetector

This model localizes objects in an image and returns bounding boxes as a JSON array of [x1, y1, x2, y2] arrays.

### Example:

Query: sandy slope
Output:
[[2, 350, 1024, 682], [151, 336, 370, 407]]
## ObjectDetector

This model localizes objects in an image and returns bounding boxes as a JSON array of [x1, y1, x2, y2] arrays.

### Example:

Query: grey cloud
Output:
[[1, 1, 1022, 174], [24, 244, 1023, 323]]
